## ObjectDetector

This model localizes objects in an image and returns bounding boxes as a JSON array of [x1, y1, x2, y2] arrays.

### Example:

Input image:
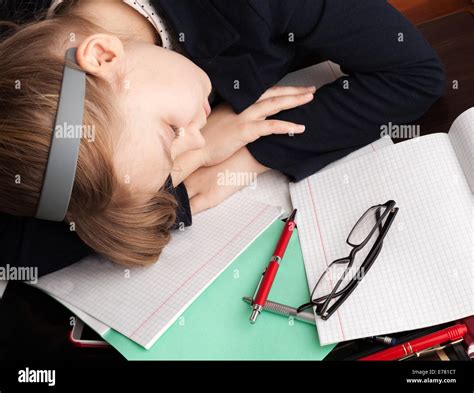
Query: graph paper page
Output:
[[36, 192, 282, 348], [290, 130, 473, 345], [449, 108, 474, 193]]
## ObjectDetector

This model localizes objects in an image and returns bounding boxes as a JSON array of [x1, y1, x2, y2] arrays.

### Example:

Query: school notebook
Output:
[[102, 221, 336, 360], [290, 108, 474, 345], [36, 192, 283, 349]]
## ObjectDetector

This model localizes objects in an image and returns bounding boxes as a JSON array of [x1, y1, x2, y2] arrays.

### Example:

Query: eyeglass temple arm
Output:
[[320, 241, 384, 320], [319, 207, 399, 319]]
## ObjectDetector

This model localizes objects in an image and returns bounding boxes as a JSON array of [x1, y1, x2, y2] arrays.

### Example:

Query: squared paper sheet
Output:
[[36, 192, 282, 349], [290, 111, 474, 345], [449, 108, 474, 192]]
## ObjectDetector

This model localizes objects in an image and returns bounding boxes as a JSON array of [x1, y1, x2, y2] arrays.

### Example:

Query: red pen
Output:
[[249, 209, 297, 324], [359, 324, 468, 361]]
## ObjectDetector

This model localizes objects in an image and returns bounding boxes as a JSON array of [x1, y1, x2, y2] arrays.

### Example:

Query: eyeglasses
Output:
[[297, 200, 399, 320]]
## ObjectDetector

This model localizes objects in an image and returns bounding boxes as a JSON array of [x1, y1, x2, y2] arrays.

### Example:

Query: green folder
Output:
[[103, 219, 336, 360]]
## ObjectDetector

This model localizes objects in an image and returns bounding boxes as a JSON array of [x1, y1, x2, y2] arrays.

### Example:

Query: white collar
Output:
[[48, 0, 173, 49]]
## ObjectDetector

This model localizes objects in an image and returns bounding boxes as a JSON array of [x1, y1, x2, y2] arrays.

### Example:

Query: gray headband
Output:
[[35, 48, 86, 221]]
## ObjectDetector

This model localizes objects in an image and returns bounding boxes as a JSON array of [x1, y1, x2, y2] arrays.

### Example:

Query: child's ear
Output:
[[75, 33, 124, 80]]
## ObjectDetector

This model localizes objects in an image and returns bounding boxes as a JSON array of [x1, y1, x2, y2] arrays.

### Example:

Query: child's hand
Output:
[[172, 85, 314, 186], [199, 85, 315, 167], [184, 147, 270, 214]]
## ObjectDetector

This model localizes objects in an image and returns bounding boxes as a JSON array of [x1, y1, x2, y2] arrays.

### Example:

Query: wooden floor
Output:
[[389, 0, 473, 24]]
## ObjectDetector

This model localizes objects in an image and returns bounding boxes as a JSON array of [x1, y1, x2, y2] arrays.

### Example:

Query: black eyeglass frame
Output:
[[297, 200, 399, 320]]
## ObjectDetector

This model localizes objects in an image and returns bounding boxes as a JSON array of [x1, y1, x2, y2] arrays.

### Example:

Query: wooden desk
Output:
[[414, 11, 473, 136], [389, 0, 472, 25]]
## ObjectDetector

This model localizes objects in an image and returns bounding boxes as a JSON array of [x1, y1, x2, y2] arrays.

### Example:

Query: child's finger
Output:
[[255, 85, 316, 103], [247, 92, 314, 120], [244, 120, 306, 141]]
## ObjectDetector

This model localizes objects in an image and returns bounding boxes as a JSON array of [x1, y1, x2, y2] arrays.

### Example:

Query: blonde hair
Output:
[[0, 8, 177, 266]]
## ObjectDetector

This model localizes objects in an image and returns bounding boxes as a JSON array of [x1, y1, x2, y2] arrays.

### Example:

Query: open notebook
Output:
[[36, 193, 283, 349], [290, 108, 474, 345]]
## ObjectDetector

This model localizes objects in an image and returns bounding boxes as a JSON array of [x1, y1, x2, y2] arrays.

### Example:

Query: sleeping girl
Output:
[[0, 0, 445, 275]]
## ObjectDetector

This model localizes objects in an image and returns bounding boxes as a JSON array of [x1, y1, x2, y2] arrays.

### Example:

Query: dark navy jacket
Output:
[[0, 0, 446, 276]]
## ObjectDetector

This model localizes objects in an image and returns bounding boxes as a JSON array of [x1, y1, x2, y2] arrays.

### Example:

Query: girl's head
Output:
[[0, 1, 212, 265]]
